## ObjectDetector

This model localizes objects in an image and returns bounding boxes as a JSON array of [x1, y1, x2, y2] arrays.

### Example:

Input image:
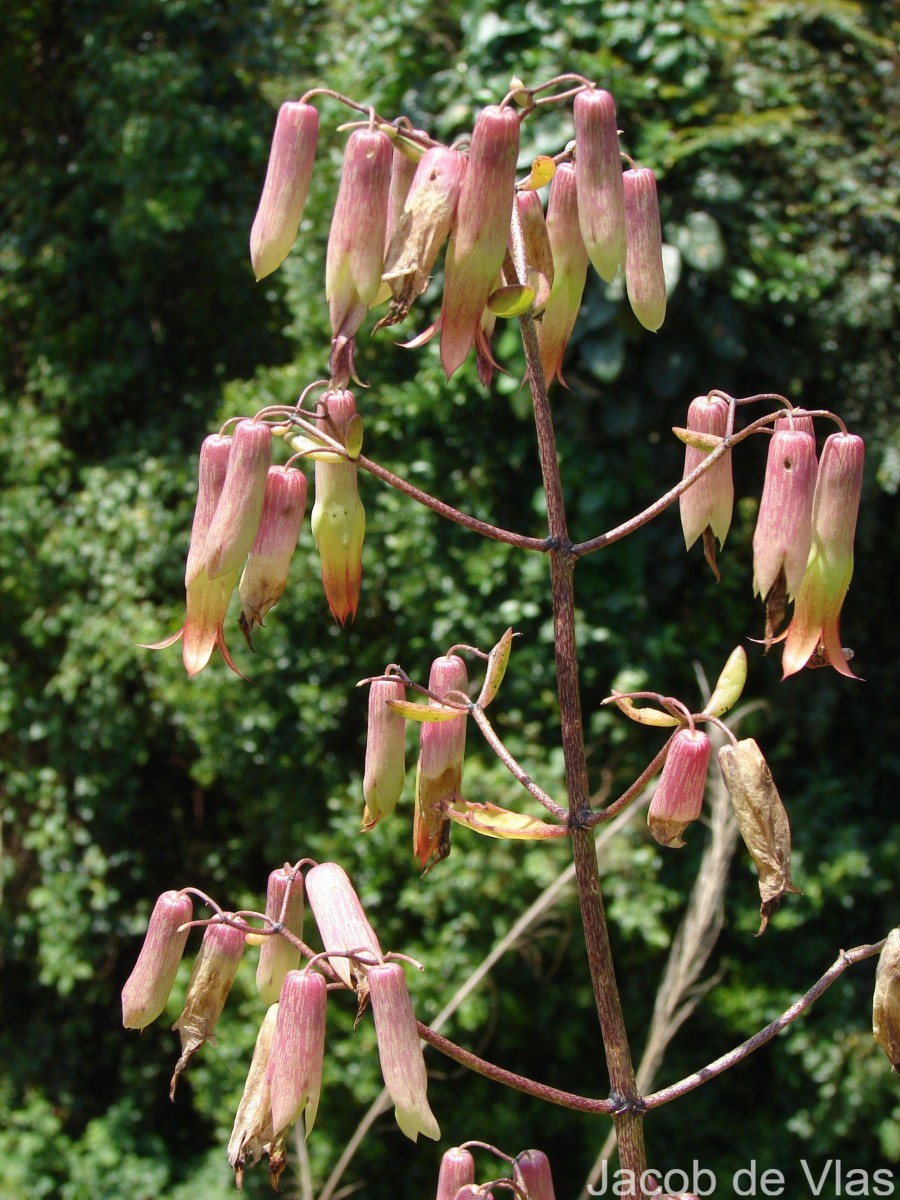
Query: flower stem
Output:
[[518, 309, 649, 1190]]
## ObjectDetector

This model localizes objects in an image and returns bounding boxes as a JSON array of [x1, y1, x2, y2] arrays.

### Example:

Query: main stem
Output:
[[520, 312, 648, 1190]]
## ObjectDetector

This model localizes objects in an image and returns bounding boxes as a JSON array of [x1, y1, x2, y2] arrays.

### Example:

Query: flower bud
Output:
[[414, 654, 468, 871], [121, 890, 193, 1030], [574, 87, 625, 283], [310, 391, 365, 624], [752, 428, 817, 601], [256, 867, 305, 1006], [171, 916, 247, 1095], [368, 961, 440, 1142], [514, 1149, 557, 1200], [205, 419, 272, 581], [647, 728, 710, 848], [267, 969, 327, 1137], [185, 435, 232, 587], [381, 146, 467, 324], [250, 101, 319, 281], [436, 1147, 476, 1200], [363, 675, 408, 829], [239, 466, 307, 636], [439, 105, 520, 378], [228, 1002, 279, 1184], [679, 395, 733, 551], [305, 861, 382, 993], [326, 128, 393, 339], [536, 162, 589, 387], [623, 167, 666, 332], [873, 927, 900, 1069], [782, 432, 865, 678]]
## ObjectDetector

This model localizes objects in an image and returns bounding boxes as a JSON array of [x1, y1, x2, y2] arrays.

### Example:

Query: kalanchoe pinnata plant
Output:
[[129, 73, 888, 1200], [239, 465, 307, 642]]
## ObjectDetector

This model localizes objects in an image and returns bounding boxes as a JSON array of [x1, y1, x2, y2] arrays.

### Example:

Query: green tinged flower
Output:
[[363, 675, 408, 829], [414, 653, 468, 871], [310, 391, 365, 623], [536, 161, 588, 387], [623, 167, 666, 332], [679, 395, 733, 551], [267, 969, 326, 1138], [574, 87, 625, 283], [239, 465, 307, 638], [256, 867, 305, 1006], [368, 961, 440, 1142]]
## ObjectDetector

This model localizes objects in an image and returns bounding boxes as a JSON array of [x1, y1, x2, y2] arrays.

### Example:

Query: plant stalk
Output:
[[519, 310, 648, 1191]]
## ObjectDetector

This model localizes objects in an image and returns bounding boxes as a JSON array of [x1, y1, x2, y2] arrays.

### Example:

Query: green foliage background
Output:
[[1, 1, 897, 1197]]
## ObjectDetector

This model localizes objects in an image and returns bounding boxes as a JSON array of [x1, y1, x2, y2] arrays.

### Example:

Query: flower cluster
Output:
[[678, 396, 864, 678], [121, 862, 440, 1189], [250, 80, 668, 392]]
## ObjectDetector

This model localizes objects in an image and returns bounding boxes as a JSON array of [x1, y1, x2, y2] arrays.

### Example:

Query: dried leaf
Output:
[[445, 800, 567, 840], [873, 928, 900, 1069], [718, 739, 801, 934], [606, 692, 679, 727], [673, 426, 724, 452]]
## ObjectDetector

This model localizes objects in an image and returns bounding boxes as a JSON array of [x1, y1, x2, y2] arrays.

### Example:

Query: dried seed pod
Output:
[[717, 738, 801, 934], [228, 1003, 279, 1184], [873, 928, 900, 1069]]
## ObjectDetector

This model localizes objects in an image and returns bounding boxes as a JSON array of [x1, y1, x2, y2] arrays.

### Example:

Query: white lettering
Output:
[[845, 1168, 870, 1196], [733, 1162, 757, 1196], [613, 1169, 636, 1197], [588, 1161, 609, 1196], [801, 1159, 835, 1196], [873, 1168, 896, 1196], [664, 1169, 689, 1195], [640, 1171, 663, 1196], [692, 1162, 717, 1197], [760, 1168, 785, 1196]]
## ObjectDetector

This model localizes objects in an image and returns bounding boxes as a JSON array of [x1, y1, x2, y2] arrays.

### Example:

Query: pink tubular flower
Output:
[[514, 1150, 558, 1200], [304, 861, 382, 993], [623, 167, 666, 332], [326, 128, 393, 341], [205, 419, 273, 581], [782, 432, 865, 679], [536, 161, 589, 387], [121, 890, 193, 1030], [250, 101, 320, 281], [363, 675, 408, 830], [414, 653, 468, 871], [171, 916, 247, 1094], [239, 466, 307, 637], [256, 867, 305, 1006], [438, 105, 520, 378], [266, 969, 327, 1138], [368, 961, 440, 1142], [310, 391, 365, 624], [752, 427, 817, 601], [381, 146, 467, 324], [679, 395, 733, 550], [647, 728, 711, 848], [574, 87, 625, 283], [435, 1147, 476, 1200]]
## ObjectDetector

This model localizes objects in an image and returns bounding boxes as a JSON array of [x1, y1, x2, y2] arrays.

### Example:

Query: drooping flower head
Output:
[[326, 128, 393, 343], [304, 861, 382, 994], [414, 653, 469, 871], [367, 961, 441, 1143], [679, 395, 733, 560], [782, 431, 865, 678], [171, 916, 247, 1095], [267, 969, 327, 1138], [381, 145, 467, 325], [574, 87, 625, 283], [536, 161, 589, 387], [623, 167, 666, 332], [438, 105, 520, 378], [256, 866, 305, 1006], [239, 465, 307, 640], [752, 425, 817, 604], [363, 675, 408, 829], [121, 890, 193, 1030], [250, 101, 320, 281], [310, 390, 365, 624], [647, 728, 711, 848]]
